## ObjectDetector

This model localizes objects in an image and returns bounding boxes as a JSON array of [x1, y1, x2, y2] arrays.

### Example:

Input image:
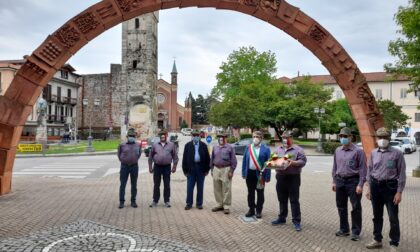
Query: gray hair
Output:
[[252, 131, 263, 138]]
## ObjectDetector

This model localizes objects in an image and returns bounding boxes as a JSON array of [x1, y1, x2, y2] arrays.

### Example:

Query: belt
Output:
[[155, 163, 171, 166], [370, 177, 397, 184], [336, 174, 359, 180], [215, 165, 230, 169]]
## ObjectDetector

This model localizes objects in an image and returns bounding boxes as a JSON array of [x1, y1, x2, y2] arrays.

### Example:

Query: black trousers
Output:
[[335, 176, 362, 235], [246, 169, 264, 214], [276, 174, 301, 224], [370, 179, 400, 246], [119, 164, 139, 203], [153, 164, 171, 203]]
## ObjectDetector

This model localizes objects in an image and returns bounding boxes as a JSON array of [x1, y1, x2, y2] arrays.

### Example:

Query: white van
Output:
[[394, 137, 417, 153]]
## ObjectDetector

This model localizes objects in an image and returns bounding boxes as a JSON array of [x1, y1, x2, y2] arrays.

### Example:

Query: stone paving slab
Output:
[[0, 171, 419, 251]]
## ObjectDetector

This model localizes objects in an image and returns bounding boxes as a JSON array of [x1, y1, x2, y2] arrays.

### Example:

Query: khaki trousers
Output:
[[213, 167, 232, 209]]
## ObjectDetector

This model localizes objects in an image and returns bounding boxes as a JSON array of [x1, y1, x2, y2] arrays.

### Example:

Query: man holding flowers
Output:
[[271, 131, 307, 231]]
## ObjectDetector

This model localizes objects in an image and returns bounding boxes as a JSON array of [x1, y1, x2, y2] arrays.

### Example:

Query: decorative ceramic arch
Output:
[[0, 0, 384, 195]]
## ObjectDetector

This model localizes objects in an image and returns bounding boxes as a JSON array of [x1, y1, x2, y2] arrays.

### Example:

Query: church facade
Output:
[[79, 13, 191, 139]]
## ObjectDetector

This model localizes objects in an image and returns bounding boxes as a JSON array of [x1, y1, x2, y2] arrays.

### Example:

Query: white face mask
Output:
[[253, 137, 261, 145], [282, 139, 288, 145], [377, 139, 389, 148]]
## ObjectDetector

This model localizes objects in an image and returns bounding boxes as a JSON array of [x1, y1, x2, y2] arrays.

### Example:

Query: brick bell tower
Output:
[[169, 60, 178, 131], [118, 12, 159, 138]]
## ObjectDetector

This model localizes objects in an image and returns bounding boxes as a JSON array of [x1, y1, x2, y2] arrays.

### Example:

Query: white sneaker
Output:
[[366, 239, 382, 249], [390, 245, 398, 252], [149, 201, 157, 208]]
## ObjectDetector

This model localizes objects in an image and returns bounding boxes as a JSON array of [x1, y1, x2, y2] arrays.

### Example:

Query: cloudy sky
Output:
[[0, 0, 408, 102]]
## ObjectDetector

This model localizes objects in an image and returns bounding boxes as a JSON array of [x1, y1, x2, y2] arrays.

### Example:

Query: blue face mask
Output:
[[128, 137, 136, 143], [340, 137, 349, 145], [193, 136, 200, 144]]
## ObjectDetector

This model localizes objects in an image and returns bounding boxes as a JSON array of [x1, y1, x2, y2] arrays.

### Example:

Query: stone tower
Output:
[[117, 12, 159, 139], [169, 60, 178, 130]]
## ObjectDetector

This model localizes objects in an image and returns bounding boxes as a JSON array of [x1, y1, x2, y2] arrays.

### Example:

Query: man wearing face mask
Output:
[[182, 130, 211, 210], [210, 133, 237, 214], [271, 131, 307, 231], [332, 127, 366, 241], [117, 128, 141, 209], [242, 131, 271, 219], [148, 130, 179, 208], [365, 127, 406, 251]]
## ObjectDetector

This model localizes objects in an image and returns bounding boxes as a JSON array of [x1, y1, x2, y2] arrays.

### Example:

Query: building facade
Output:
[[0, 59, 81, 141], [80, 14, 191, 138], [279, 72, 420, 138]]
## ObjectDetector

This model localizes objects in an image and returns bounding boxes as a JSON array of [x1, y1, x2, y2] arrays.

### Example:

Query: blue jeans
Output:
[[119, 164, 139, 203], [335, 176, 362, 235], [186, 163, 205, 207], [153, 164, 171, 203], [370, 179, 400, 246]]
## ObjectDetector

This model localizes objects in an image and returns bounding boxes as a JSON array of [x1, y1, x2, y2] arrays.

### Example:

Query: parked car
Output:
[[389, 140, 404, 153], [393, 137, 416, 153], [143, 136, 160, 157], [231, 138, 269, 155], [181, 128, 193, 136]]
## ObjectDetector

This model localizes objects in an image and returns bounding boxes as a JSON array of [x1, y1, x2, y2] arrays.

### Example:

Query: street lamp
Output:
[[408, 83, 420, 177], [83, 98, 100, 152], [314, 107, 325, 152]]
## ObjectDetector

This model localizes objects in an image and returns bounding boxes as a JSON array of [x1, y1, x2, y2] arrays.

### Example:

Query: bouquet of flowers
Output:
[[264, 153, 293, 170]]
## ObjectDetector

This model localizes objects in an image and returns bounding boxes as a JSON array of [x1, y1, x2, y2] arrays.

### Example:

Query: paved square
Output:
[[1, 170, 419, 251]]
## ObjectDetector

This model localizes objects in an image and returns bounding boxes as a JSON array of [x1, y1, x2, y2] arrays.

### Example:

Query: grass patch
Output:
[[18, 140, 121, 155]]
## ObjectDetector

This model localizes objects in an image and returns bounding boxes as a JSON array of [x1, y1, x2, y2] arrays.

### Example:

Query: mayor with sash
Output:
[[242, 131, 271, 219]]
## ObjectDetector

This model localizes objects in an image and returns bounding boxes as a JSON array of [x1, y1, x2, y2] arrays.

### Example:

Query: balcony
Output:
[[61, 97, 69, 104], [70, 98, 77, 105], [51, 95, 57, 102]]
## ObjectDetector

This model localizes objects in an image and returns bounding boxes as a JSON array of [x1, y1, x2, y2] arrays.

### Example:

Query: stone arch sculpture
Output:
[[0, 0, 384, 195]]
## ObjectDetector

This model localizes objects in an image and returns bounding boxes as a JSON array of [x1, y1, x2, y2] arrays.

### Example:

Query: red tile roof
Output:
[[278, 72, 410, 84]]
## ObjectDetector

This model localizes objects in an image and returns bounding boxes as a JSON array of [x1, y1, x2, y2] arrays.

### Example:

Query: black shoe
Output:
[[271, 218, 286, 225], [256, 213, 262, 219], [131, 202, 138, 208], [185, 205, 192, 210], [335, 230, 350, 237], [245, 211, 255, 218], [118, 202, 124, 209], [197, 205, 203, 210], [350, 234, 360, 241]]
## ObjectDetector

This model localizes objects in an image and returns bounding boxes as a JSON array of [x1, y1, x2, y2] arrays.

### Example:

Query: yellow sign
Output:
[[17, 144, 43, 152]]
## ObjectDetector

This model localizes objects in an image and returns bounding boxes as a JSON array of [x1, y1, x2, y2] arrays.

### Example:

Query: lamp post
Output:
[[83, 98, 100, 152], [409, 83, 420, 177], [314, 107, 325, 152]]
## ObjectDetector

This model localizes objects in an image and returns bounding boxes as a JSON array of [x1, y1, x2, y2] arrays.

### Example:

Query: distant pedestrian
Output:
[[332, 127, 366, 241], [271, 131, 307, 231], [210, 133, 237, 214], [365, 127, 406, 251], [242, 131, 271, 219], [182, 130, 210, 210], [148, 130, 178, 208], [117, 128, 141, 209]]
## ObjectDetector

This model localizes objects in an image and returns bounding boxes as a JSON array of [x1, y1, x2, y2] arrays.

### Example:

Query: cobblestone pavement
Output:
[[0, 171, 419, 251], [0, 220, 202, 252]]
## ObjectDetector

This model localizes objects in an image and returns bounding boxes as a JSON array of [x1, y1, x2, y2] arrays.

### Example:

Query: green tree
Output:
[[377, 100, 410, 130], [322, 99, 357, 135], [385, 0, 420, 89], [214, 46, 277, 100], [180, 120, 188, 129], [265, 77, 332, 138]]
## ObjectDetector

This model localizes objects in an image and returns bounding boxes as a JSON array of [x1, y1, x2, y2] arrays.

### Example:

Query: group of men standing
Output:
[[117, 126, 406, 251], [332, 127, 406, 251]]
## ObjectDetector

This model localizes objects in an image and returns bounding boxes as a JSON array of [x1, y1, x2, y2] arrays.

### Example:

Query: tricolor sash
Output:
[[249, 144, 265, 188]]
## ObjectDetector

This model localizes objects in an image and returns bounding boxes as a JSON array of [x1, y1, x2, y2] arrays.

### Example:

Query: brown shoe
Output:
[[212, 206, 224, 212], [224, 209, 230, 214]]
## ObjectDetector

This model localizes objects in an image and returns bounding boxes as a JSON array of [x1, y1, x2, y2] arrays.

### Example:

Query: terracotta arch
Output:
[[0, 0, 384, 195]]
